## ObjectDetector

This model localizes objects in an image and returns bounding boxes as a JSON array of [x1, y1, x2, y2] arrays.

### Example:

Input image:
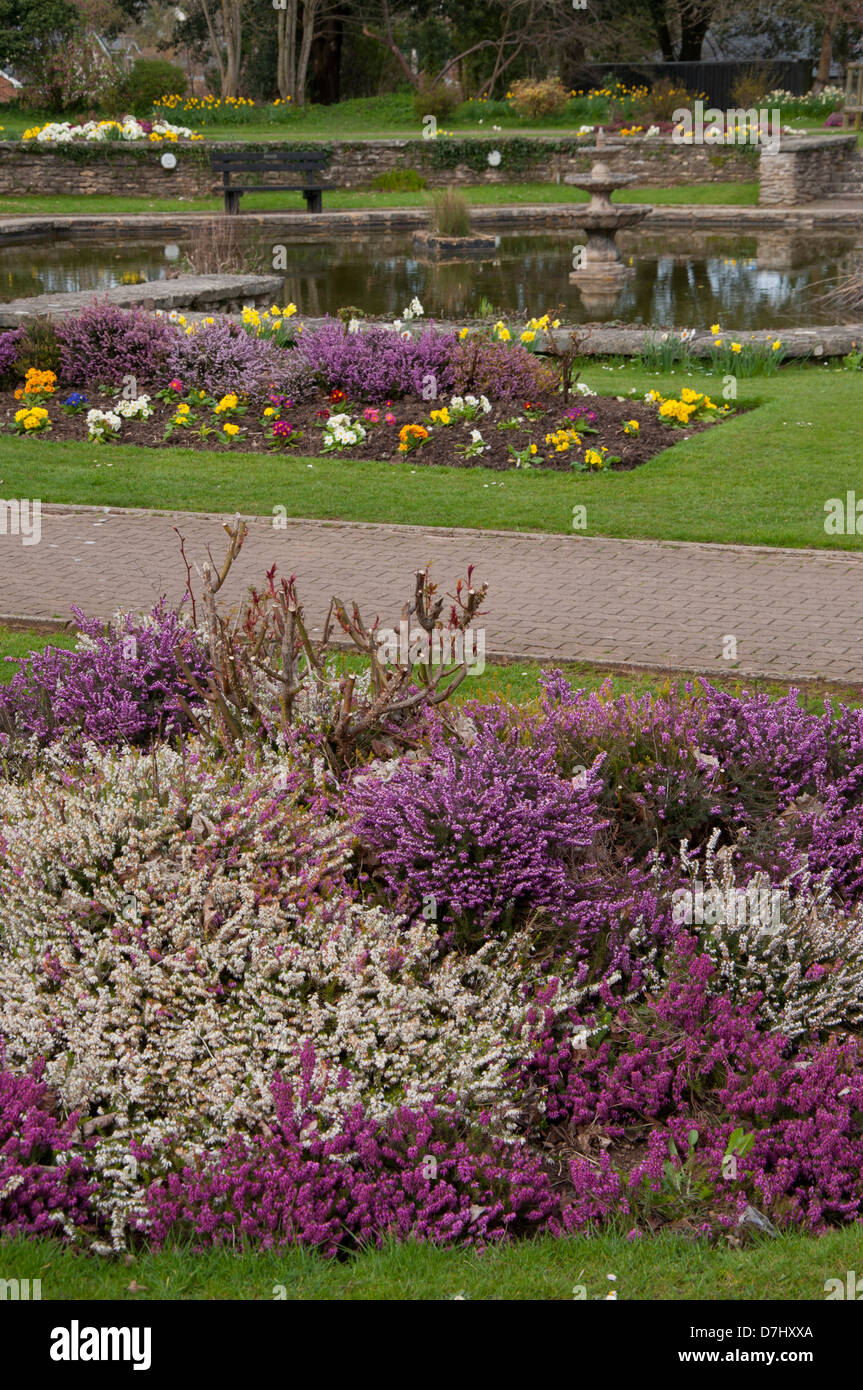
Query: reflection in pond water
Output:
[[2, 228, 858, 329]]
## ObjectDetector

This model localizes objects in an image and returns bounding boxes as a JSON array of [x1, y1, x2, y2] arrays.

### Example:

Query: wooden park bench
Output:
[[211, 149, 332, 214]]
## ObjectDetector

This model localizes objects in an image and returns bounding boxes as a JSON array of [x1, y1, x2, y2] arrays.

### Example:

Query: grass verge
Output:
[[0, 1228, 857, 1300], [0, 183, 759, 217]]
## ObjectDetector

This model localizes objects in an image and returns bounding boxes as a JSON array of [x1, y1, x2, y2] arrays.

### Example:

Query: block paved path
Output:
[[2, 505, 863, 684]]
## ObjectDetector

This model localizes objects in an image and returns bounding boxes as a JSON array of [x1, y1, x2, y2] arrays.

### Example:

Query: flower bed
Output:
[[0, 305, 736, 473], [1, 540, 863, 1256]]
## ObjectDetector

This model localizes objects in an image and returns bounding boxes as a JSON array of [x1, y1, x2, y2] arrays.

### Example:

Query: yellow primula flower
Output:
[[223, 422, 240, 436]]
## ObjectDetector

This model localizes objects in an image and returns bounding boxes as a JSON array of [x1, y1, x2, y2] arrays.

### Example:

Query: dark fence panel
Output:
[[566, 60, 814, 107]]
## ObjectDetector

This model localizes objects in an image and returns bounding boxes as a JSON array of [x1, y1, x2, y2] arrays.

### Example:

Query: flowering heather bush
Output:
[[525, 671, 863, 893], [165, 318, 315, 403], [349, 721, 605, 944], [0, 1062, 97, 1241], [680, 837, 863, 1040], [0, 601, 209, 758], [296, 319, 459, 400], [55, 301, 178, 387], [0, 734, 596, 1241], [138, 1063, 557, 1254], [529, 939, 863, 1232], [0, 327, 24, 385], [449, 338, 559, 400]]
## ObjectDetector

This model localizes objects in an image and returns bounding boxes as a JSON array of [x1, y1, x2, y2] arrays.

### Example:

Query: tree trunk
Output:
[[220, 0, 242, 100], [199, 0, 226, 95], [277, 0, 299, 102], [296, 0, 320, 106], [812, 6, 839, 92], [647, 0, 675, 60]]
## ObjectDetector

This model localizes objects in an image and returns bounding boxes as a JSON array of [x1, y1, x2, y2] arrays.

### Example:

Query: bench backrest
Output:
[[211, 151, 330, 174]]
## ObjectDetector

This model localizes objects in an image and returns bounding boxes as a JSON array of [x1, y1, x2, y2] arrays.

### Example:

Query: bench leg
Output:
[[224, 190, 240, 215], [303, 190, 322, 214]]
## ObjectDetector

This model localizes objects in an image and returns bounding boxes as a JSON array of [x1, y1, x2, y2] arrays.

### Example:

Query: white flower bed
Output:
[[23, 118, 199, 144]]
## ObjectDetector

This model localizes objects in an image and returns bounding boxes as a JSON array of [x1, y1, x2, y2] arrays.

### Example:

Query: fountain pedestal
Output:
[[564, 160, 652, 305]]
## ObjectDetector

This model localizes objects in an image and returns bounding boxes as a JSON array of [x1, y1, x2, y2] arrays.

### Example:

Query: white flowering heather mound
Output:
[[680, 837, 863, 1041], [0, 738, 588, 1242]]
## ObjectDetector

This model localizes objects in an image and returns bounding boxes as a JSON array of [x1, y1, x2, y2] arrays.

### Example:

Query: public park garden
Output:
[[1, 0, 863, 1312]]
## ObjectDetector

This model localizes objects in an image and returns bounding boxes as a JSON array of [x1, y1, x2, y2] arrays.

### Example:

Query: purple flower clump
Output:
[[0, 600, 210, 754], [0, 327, 24, 385], [165, 318, 315, 403], [0, 1062, 97, 1240], [55, 300, 178, 387], [349, 722, 604, 941], [137, 1053, 557, 1254], [296, 319, 459, 400]]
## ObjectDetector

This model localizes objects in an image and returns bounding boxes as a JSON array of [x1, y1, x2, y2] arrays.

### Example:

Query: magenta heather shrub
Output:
[[0, 327, 24, 385], [164, 318, 315, 402], [529, 939, 863, 1232], [137, 1059, 557, 1254], [296, 319, 459, 400], [0, 1062, 97, 1240], [449, 338, 559, 400], [55, 300, 178, 387], [0, 600, 209, 754], [349, 723, 604, 941]]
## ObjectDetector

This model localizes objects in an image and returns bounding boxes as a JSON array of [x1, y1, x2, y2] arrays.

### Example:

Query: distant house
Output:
[[0, 68, 23, 102]]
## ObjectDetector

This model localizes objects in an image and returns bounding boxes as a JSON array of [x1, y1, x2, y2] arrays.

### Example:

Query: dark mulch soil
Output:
[[2, 385, 731, 472]]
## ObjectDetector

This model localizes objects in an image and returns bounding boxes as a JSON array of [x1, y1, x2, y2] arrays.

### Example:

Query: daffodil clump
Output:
[[241, 303, 299, 347], [709, 327, 786, 377]]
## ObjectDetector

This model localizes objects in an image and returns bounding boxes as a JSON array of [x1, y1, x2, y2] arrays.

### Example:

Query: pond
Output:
[[3, 227, 858, 329]]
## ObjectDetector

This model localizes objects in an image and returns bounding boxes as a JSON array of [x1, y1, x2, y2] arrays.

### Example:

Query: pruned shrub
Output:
[[118, 58, 188, 116], [11, 316, 60, 378]]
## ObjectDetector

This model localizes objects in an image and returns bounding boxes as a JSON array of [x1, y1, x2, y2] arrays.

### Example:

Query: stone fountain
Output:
[[564, 158, 652, 312]]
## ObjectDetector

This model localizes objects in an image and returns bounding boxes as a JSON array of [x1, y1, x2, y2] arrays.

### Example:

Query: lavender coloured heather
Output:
[[55, 301, 178, 387], [296, 319, 459, 400], [165, 318, 315, 403], [0, 327, 24, 385], [0, 1062, 97, 1240], [349, 723, 604, 943], [137, 1057, 558, 1254], [0, 600, 210, 754]]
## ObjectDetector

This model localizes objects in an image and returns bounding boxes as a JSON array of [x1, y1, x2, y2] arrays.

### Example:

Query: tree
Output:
[[0, 0, 79, 68]]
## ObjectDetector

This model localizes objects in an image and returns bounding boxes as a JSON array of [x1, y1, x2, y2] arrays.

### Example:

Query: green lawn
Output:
[[4, 363, 860, 551], [0, 182, 758, 217], [3, 626, 858, 715], [1, 1228, 859, 1299]]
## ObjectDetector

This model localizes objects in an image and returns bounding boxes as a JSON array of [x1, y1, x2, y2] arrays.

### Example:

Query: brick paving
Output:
[[2, 505, 863, 683]]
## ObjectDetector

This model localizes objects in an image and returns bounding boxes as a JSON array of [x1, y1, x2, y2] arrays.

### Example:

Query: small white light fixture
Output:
[[487, 149, 502, 167], [164, 244, 181, 261], [160, 151, 178, 170]]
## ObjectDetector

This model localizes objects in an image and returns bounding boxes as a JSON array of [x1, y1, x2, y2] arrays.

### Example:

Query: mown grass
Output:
[[0, 182, 758, 217], [3, 363, 860, 551], [3, 627, 858, 715], [0, 1228, 858, 1300]]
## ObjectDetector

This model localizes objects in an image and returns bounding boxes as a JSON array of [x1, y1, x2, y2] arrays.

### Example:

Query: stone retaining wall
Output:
[[0, 136, 757, 199], [758, 134, 858, 205]]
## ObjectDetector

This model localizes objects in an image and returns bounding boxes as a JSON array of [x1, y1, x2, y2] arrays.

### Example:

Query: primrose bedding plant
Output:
[[0, 301, 736, 473], [1, 526, 863, 1259]]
